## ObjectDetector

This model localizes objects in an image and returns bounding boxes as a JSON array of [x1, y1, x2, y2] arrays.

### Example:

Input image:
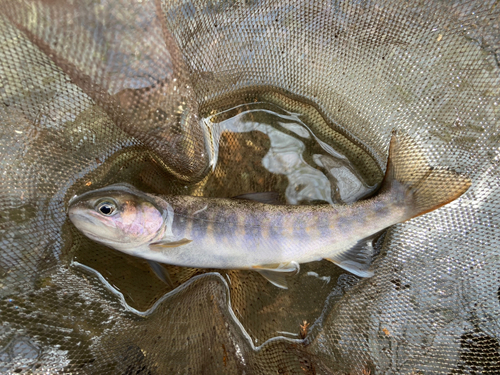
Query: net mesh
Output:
[[0, 0, 499, 373]]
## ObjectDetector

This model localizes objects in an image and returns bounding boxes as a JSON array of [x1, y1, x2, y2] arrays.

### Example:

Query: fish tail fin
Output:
[[382, 130, 471, 220]]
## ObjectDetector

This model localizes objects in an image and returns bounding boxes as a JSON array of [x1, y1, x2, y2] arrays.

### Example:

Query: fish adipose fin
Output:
[[232, 192, 282, 205], [253, 262, 300, 289], [382, 130, 471, 220], [325, 236, 377, 277], [149, 238, 192, 250]]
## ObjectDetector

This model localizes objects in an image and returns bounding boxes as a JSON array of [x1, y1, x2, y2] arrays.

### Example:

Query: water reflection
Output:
[[204, 102, 376, 205], [65, 99, 381, 346]]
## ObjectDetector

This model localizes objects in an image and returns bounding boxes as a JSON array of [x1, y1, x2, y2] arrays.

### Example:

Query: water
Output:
[[201, 97, 378, 205], [0, 91, 386, 370], [65, 91, 385, 346]]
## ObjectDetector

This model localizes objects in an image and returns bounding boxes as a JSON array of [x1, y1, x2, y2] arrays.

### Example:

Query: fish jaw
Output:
[[68, 187, 167, 254], [68, 207, 121, 244]]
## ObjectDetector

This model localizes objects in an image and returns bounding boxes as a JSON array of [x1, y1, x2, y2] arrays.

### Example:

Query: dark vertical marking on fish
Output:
[[171, 197, 196, 239], [336, 213, 352, 234], [208, 204, 223, 223], [293, 212, 309, 242], [316, 211, 332, 238], [243, 209, 260, 247], [191, 208, 210, 240], [268, 209, 284, 239], [172, 212, 188, 238], [215, 206, 238, 242], [372, 198, 391, 217]]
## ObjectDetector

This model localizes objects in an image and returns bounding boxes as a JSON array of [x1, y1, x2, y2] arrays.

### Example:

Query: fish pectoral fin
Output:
[[232, 192, 282, 205], [149, 238, 192, 250], [147, 260, 174, 288], [253, 262, 300, 289], [325, 235, 378, 278]]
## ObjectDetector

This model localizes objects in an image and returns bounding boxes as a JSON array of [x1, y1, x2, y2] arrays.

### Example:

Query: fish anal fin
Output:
[[253, 262, 300, 289], [149, 238, 192, 250], [232, 192, 282, 205], [325, 236, 377, 278]]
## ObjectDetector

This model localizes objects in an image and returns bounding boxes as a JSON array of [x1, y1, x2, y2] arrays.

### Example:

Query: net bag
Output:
[[0, 0, 499, 373]]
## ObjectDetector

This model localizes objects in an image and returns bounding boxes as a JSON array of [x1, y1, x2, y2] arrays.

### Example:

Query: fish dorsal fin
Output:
[[147, 260, 174, 288], [232, 192, 282, 205], [253, 262, 300, 289], [325, 236, 378, 277], [149, 238, 192, 250]]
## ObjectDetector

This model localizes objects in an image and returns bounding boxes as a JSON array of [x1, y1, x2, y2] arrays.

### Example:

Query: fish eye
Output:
[[96, 201, 117, 216]]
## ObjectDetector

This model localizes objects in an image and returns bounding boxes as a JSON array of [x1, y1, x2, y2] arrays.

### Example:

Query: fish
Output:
[[68, 131, 471, 288]]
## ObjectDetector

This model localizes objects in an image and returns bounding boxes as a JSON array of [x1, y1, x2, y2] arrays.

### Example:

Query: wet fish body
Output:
[[146, 193, 403, 269], [68, 132, 471, 287]]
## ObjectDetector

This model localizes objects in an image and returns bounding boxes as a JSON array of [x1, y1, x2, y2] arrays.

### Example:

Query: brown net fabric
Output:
[[0, 0, 499, 373]]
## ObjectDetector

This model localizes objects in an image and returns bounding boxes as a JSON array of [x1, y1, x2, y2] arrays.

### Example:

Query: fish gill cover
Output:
[[0, 0, 499, 374]]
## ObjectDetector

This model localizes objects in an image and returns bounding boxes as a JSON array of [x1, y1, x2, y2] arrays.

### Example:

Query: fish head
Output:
[[68, 184, 167, 252]]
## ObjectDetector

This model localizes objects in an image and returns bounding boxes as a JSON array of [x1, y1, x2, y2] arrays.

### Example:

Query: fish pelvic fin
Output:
[[325, 235, 377, 277], [253, 262, 300, 289], [382, 130, 471, 220], [147, 260, 174, 288]]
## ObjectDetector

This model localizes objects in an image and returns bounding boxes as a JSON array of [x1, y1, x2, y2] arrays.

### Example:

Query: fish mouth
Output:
[[68, 210, 103, 227], [68, 210, 129, 245]]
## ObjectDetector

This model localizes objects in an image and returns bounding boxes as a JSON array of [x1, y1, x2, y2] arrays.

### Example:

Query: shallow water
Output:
[[203, 101, 377, 205], [66, 93, 384, 345]]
